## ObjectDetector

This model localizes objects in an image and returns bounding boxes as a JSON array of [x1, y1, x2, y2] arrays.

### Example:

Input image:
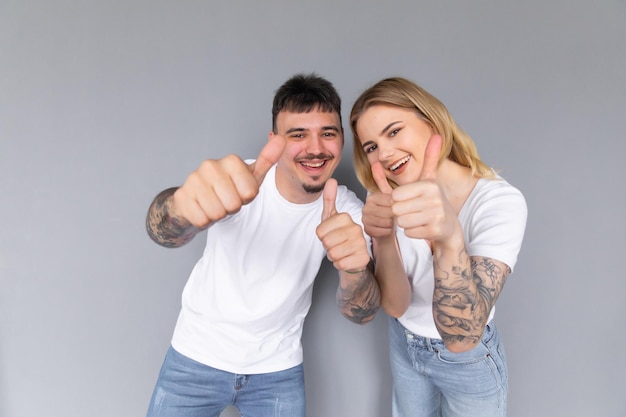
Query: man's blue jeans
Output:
[[389, 317, 508, 417], [146, 346, 305, 417]]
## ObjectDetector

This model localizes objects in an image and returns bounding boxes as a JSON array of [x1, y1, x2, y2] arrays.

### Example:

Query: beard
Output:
[[302, 181, 325, 194]]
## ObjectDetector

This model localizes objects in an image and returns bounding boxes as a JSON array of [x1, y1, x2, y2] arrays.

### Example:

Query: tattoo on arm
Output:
[[432, 251, 510, 347], [337, 261, 381, 324], [145, 187, 199, 248]]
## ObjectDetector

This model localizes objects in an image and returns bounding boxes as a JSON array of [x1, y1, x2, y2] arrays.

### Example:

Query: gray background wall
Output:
[[1, 1, 625, 416]]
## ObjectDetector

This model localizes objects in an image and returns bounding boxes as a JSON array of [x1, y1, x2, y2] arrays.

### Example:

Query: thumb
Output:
[[371, 162, 393, 194], [418, 134, 443, 181], [251, 134, 286, 184], [321, 178, 338, 221]]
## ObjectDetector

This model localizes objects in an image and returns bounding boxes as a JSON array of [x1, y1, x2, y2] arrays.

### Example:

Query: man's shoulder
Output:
[[335, 183, 365, 210]]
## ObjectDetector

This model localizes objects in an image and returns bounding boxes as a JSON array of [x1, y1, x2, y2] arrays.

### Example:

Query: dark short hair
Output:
[[272, 73, 342, 132]]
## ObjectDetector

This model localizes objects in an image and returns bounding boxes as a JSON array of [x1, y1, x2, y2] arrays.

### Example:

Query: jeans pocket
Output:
[[432, 344, 506, 398]]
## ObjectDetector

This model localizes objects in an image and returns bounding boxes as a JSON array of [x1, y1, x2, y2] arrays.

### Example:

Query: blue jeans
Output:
[[389, 317, 508, 417], [146, 346, 305, 417]]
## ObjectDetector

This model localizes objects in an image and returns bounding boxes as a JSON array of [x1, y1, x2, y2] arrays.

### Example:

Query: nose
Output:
[[376, 142, 394, 162], [306, 135, 324, 154]]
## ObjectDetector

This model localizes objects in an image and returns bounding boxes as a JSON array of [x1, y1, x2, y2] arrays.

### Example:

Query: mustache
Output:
[[296, 153, 334, 161]]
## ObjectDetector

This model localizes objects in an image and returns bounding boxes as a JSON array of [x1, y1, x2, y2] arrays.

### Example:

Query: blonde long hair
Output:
[[350, 77, 494, 192]]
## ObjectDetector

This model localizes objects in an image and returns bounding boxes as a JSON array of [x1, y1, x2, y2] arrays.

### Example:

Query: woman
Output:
[[350, 77, 527, 417]]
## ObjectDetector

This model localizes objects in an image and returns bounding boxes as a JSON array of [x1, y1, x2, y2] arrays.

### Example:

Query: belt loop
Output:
[[405, 328, 414, 342]]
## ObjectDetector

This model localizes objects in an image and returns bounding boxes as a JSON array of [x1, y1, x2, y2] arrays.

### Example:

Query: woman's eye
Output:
[[389, 128, 400, 137], [365, 144, 377, 154]]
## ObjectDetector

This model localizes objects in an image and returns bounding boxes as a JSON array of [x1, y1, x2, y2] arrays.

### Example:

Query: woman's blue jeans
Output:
[[389, 317, 508, 417], [146, 346, 305, 417]]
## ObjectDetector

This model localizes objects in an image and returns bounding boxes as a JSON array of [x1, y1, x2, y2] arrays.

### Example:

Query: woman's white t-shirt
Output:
[[397, 177, 528, 338]]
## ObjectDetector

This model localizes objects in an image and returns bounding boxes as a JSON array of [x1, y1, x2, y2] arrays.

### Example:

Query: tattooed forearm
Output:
[[337, 261, 380, 324], [145, 187, 199, 248], [432, 249, 510, 350]]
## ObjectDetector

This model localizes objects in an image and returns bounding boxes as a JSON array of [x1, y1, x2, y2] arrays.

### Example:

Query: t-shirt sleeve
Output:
[[465, 182, 528, 272]]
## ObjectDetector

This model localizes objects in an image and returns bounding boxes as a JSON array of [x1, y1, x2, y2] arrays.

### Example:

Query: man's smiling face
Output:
[[272, 109, 343, 204]]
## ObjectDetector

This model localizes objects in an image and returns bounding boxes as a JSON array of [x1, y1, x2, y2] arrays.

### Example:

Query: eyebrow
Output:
[[285, 125, 340, 134], [381, 121, 401, 135], [360, 121, 402, 149]]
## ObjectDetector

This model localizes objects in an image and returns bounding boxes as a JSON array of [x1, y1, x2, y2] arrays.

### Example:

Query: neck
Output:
[[274, 168, 322, 204], [437, 159, 478, 214]]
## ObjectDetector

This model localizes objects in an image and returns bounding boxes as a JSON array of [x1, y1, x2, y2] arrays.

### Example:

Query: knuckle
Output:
[[198, 159, 219, 175], [222, 153, 241, 164], [209, 207, 227, 222], [239, 186, 259, 203], [222, 198, 243, 214]]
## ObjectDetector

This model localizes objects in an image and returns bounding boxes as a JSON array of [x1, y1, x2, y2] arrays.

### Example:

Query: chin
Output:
[[302, 182, 325, 194]]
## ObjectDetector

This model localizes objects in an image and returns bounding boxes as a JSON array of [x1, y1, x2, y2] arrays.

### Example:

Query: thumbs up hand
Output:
[[172, 134, 286, 228], [320, 177, 339, 222], [316, 178, 371, 273], [249, 133, 287, 185], [390, 134, 458, 243], [362, 161, 396, 239]]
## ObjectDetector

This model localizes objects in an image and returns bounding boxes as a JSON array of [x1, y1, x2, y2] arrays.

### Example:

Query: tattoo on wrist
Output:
[[146, 187, 198, 248], [338, 261, 380, 324]]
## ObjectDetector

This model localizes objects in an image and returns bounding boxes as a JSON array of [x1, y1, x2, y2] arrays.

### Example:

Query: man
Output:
[[145, 74, 381, 417]]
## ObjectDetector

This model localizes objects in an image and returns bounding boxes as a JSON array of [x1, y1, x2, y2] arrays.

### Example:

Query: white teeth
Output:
[[389, 156, 411, 171], [301, 161, 325, 168]]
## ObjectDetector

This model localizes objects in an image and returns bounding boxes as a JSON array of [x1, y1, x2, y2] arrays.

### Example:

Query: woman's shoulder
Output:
[[474, 175, 525, 200], [463, 176, 527, 219]]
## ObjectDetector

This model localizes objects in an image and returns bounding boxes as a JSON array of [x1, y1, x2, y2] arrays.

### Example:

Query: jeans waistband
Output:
[[396, 318, 496, 351]]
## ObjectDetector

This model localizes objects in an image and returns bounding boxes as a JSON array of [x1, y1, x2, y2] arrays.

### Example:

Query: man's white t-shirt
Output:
[[171, 164, 366, 374]]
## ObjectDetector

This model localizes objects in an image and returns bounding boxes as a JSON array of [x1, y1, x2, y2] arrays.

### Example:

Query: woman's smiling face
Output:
[[356, 104, 435, 186]]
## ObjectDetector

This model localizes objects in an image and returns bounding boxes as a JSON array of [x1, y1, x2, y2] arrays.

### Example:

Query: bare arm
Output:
[[316, 179, 381, 324], [364, 162, 411, 318], [371, 235, 411, 318], [432, 238, 510, 352], [145, 187, 201, 248], [388, 135, 511, 352]]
